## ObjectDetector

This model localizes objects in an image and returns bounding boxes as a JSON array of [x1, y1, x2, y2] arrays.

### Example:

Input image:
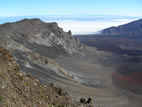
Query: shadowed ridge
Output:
[[102, 19, 142, 36]]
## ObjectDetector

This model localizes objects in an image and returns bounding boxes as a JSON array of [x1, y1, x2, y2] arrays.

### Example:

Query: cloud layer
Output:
[[48, 19, 136, 35]]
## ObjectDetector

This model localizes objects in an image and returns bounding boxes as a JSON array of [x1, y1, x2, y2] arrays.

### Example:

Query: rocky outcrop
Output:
[[0, 18, 84, 55], [0, 19, 95, 106], [0, 18, 85, 90]]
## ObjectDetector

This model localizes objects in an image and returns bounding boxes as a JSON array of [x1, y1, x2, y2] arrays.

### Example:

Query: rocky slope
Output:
[[0, 18, 86, 84], [0, 19, 96, 106], [102, 19, 142, 38], [0, 48, 94, 107], [0, 18, 83, 55], [1, 18, 142, 107]]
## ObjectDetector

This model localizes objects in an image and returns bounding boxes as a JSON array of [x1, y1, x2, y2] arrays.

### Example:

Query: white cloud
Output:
[[47, 19, 136, 35]]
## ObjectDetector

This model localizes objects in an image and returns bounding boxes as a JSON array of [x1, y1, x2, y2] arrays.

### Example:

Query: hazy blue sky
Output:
[[0, 0, 141, 34], [0, 0, 142, 17]]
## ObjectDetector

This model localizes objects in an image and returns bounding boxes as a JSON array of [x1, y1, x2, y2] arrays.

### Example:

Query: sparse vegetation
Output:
[[0, 96, 3, 102], [0, 48, 93, 107]]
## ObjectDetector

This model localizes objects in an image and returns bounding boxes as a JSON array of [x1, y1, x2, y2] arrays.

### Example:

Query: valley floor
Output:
[[54, 53, 142, 107]]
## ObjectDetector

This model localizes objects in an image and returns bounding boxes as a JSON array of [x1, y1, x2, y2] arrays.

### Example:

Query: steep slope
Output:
[[1, 18, 142, 107], [0, 18, 83, 55], [0, 48, 81, 107], [0, 18, 86, 84], [102, 19, 142, 37], [0, 18, 97, 106]]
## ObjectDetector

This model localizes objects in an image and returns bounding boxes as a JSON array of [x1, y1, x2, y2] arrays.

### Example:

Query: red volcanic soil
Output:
[[112, 72, 142, 86], [112, 72, 142, 94], [112, 71, 142, 94]]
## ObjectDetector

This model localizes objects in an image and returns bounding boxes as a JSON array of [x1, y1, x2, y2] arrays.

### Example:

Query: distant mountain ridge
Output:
[[102, 19, 142, 37], [77, 19, 142, 55]]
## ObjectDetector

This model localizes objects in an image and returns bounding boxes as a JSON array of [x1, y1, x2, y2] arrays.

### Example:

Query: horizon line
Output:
[[0, 14, 142, 18]]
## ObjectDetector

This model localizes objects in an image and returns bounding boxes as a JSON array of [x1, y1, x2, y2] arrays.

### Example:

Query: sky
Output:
[[0, 0, 142, 17], [0, 0, 142, 34]]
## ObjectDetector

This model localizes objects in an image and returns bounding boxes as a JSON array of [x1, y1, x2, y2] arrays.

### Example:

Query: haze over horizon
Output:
[[0, 0, 142, 34]]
